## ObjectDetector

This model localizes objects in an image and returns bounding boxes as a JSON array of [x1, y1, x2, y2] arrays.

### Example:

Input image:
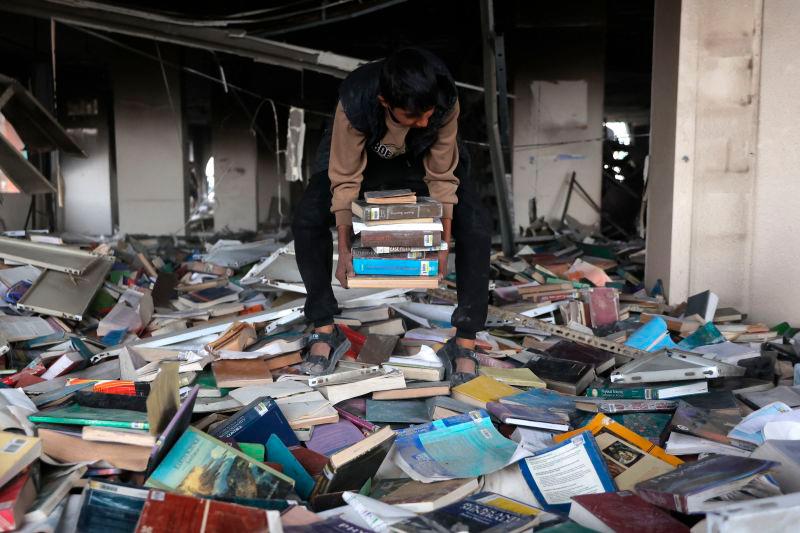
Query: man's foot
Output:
[[436, 337, 480, 387], [298, 325, 351, 377]]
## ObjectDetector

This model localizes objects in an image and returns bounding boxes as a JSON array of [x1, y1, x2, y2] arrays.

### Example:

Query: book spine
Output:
[[585, 387, 647, 400], [352, 258, 438, 276], [209, 403, 268, 438], [359, 231, 441, 248], [351, 249, 435, 260], [27, 416, 148, 430], [359, 203, 442, 221]]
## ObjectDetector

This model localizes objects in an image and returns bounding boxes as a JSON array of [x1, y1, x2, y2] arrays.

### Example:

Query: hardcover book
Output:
[[569, 491, 690, 533], [358, 229, 441, 248], [584, 380, 708, 400], [75, 480, 149, 533], [523, 352, 596, 395], [28, 405, 149, 430], [145, 427, 295, 499], [352, 197, 441, 220], [0, 469, 36, 532], [545, 340, 616, 374], [486, 401, 572, 431], [209, 396, 299, 447], [352, 258, 438, 277]]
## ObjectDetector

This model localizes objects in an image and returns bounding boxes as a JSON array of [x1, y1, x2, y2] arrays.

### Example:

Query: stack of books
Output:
[[347, 189, 445, 289]]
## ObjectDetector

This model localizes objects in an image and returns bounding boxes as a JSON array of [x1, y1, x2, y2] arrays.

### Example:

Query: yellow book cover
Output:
[[479, 367, 546, 389], [451, 375, 521, 408], [0, 431, 41, 487], [554, 413, 682, 466]]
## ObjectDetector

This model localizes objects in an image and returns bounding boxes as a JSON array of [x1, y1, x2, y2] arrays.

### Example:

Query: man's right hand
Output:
[[335, 225, 354, 288]]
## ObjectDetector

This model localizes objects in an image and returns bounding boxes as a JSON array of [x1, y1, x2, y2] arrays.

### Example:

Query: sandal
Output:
[[298, 327, 351, 377], [436, 337, 481, 387]]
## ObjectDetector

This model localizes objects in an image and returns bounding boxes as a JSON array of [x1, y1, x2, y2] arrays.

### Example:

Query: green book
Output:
[[28, 404, 149, 430], [584, 380, 708, 400], [146, 427, 294, 499]]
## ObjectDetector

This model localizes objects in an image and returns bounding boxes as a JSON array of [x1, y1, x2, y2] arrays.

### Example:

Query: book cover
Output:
[[523, 352, 596, 395], [312, 426, 396, 496], [178, 287, 238, 308], [372, 381, 450, 400], [584, 380, 708, 400], [554, 414, 680, 491], [451, 376, 521, 409], [74, 390, 148, 412], [356, 334, 398, 365], [633, 455, 778, 514], [365, 400, 429, 424], [486, 401, 572, 431], [425, 396, 475, 420], [75, 480, 149, 533], [285, 516, 373, 533], [209, 396, 299, 447], [519, 431, 616, 513], [351, 248, 435, 260], [665, 401, 743, 447], [145, 427, 294, 499], [352, 197, 441, 221], [346, 276, 440, 289], [266, 434, 314, 500], [134, 490, 273, 533], [306, 420, 365, 457], [545, 340, 616, 374], [500, 387, 580, 413], [478, 367, 546, 388], [0, 469, 36, 532], [211, 359, 273, 388], [352, 258, 438, 276], [0, 433, 41, 489], [364, 189, 415, 202], [28, 404, 149, 430], [390, 497, 536, 533], [570, 491, 689, 533]]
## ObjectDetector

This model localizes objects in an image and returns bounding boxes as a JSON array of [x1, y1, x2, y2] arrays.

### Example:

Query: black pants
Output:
[[291, 148, 491, 340]]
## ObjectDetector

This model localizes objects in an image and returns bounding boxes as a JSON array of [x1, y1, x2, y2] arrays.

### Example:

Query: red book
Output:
[[0, 469, 37, 532], [290, 447, 328, 477], [569, 492, 689, 533], [134, 491, 273, 533]]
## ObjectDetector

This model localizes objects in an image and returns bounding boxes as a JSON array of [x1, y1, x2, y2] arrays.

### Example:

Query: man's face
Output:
[[378, 96, 434, 128]]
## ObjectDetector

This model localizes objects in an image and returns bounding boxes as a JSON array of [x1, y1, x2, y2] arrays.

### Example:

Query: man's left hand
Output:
[[437, 249, 449, 280]]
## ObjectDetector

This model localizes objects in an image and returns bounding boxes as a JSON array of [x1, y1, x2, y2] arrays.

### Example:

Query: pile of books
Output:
[[347, 189, 445, 289]]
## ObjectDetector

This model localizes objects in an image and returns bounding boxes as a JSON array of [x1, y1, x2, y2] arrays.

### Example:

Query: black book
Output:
[[311, 426, 395, 497], [74, 390, 148, 412], [545, 340, 616, 374], [662, 400, 744, 448], [523, 350, 596, 395]]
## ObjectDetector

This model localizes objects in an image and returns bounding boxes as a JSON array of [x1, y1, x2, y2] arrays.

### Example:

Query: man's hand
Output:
[[335, 225, 354, 288], [437, 249, 449, 280]]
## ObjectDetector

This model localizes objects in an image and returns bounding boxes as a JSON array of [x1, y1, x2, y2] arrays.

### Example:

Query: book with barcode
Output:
[[351, 247, 436, 260], [352, 197, 442, 221], [359, 230, 441, 248], [0, 433, 40, 491], [353, 258, 438, 276]]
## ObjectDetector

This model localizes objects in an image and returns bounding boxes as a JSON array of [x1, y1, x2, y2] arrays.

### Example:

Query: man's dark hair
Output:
[[379, 48, 439, 116]]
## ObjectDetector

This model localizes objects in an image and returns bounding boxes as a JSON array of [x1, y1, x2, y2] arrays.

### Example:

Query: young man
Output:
[[292, 48, 490, 384]]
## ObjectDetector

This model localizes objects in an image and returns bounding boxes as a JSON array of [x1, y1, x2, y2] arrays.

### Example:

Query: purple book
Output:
[[147, 385, 199, 474], [306, 420, 365, 456]]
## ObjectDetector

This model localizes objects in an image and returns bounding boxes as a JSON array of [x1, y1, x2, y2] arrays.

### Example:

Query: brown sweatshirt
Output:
[[328, 100, 460, 226]]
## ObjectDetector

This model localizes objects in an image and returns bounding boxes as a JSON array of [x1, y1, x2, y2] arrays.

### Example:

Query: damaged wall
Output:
[[647, 0, 800, 324], [511, 28, 605, 229]]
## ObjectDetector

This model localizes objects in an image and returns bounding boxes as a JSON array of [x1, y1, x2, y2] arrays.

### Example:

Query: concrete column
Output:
[[511, 30, 605, 229], [212, 107, 258, 232], [646, 0, 762, 311], [112, 50, 187, 235]]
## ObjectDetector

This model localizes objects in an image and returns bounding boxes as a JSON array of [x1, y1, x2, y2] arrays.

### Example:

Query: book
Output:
[[145, 427, 294, 499], [554, 414, 681, 490], [486, 401, 572, 431], [389, 496, 538, 533], [177, 287, 239, 309], [358, 230, 442, 248], [0, 433, 40, 489], [523, 351, 596, 395], [306, 420, 365, 456], [665, 432, 751, 457], [339, 305, 392, 323], [265, 351, 302, 370], [346, 276, 440, 289], [311, 425, 396, 497], [738, 385, 800, 409], [285, 516, 371, 533], [545, 340, 616, 374], [569, 491, 690, 533], [356, 334, 398, 365], [134, 490, 277, 533], [352, 197, 441, 220], [75, 480, 149, 533], [371, 478, 479, 513], [148, 385, 199, 475], [451, 376, 521, 409], [478, 367, 545, 388], [40, 351, 85, 380], [372, 381, 450, 400], [317, 369, 406, 405], [633, 455, 778, 514], [425, 396, 474, 420], [750, 439, 800, 493], [82, 426, 157, 448], [38, 428, 151, 471], [211, 359, 273, 388], [274, 391, 338, 429], [0, 469, 36, 532], [365, 400, 429, 424], [24, 465, 86, 524], [266, 434, 315, 500], [361, 318, 406, 336], [704, 492, 800, 532], [685, 290, 719, 323], [351, 248, 436, 259], [28, 405, 149, 430], [353, 258, 438, 276], [383, 364, 445, 382], [713, 307, 744, 323], [584, 380, 708, 400], [364, 189, 416, 203], [519, 432, 616, 513], [209, 396, 299, 447], [665, 400, 744, 448]]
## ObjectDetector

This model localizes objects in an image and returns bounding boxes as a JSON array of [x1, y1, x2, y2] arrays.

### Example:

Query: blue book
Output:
[[390, 497, 537, 532], [625, 317, 678, 352], [352, 258, 438, 276], [75, 480, 149, 533], [209, 396, 299, 447], [266, 434, 315, 499], [519, 431, 616, 514]]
